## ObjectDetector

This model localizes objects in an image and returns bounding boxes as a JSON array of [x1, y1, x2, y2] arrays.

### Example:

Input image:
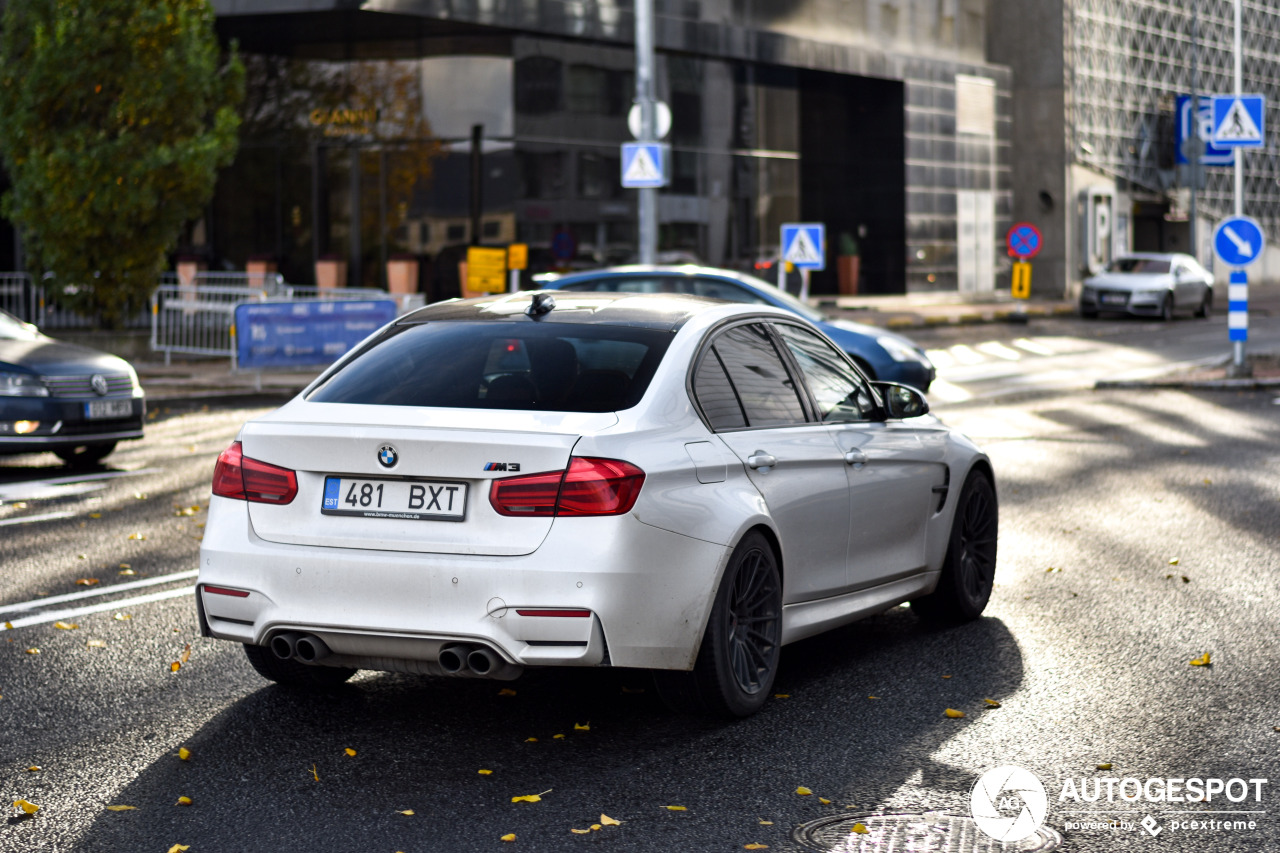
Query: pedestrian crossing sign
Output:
[[1211, 94, 1265, 147], [620, 142, 668, 188], [780, 223, 826, 270]]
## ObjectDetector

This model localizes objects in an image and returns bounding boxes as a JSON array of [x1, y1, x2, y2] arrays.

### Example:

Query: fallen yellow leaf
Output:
[[169, 662, 181, 673], [87, 640, 107, 649], [590, 824, 601, 831], [665, 805, 687, 811], [524, 737, 538, 743], [13, 799, 39, 815], [25, 648, 39, 655], [574, 722, 590, 731], [944, 708, 966, 718], [759, 820, 773, 825], [1203, 479, 1211, 485], [3, 621, 12, 630], [54, 621, 79, 630], [500, 834, 516, 842], [1097, 763, 1113, 771], [1169, 558, 1180, 565], [311, 764, 319, 781], [983, 698, 1001, 708], [744, 845, 769, 850], [75, 578, 99, 586], [119, 563, 131, 569], [106, 805, 137, 811], [868, 695, 879, 699], [180, 645, 191, 664], [851, 823, 870, 834], [344, 748, 357, 757], [89, 513, 102, 519], [26, 766, 39, 772], [178, 747, 191, 761], [774, 693, 790, 699], [167, 846, 190, 853], [397, 809, 415, 816], [478, 769, 493, 775], [571, 828, 591, 834], [113, 613, 132, 621], [795, 787, 812, 796], [600, 814, 621, 826], [498, 688, 517, 696], [1190, 652, 1212, 666], [1045, 566, 1061, 573], [553, 734, 565, 739], [128, 533, 146, 540], [511, 795, 542, 803], [820, 798, 831, 805], [176, 797, 193, 806]]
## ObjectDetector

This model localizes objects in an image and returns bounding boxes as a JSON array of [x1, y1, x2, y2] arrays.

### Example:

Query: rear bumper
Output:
[[197, 497, 731, 671]]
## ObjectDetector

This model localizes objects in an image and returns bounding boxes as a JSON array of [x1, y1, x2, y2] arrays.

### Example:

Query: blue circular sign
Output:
[[1213, 216, 1265, 267], [551, 229, 577, 262], [1006, 222, 1042, 259]]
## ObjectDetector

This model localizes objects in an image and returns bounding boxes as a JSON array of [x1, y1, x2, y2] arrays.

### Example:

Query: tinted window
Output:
[[308, 322, 670, 413], [711, 324, 805, 427], [776, 324, 876, 422], [1107, 257, 1170, 274], [692, 349, 747, 430]]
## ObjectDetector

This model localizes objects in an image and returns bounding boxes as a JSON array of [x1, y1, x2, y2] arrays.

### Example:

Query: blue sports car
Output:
[[539, 266, 935, 391]]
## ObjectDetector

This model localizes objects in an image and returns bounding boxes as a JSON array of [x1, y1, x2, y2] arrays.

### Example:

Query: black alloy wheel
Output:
[[1160, 294, 1175, 322], [654, 531, 782, 717], [911, 472, 998, 624]]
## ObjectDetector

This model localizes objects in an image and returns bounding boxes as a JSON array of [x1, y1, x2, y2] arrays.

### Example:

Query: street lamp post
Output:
[[635, 0, 657, 265]]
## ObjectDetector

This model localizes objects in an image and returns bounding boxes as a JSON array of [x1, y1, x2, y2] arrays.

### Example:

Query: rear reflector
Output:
[[203, 585, 250, 598], [515, 609, 592, 618], [489, 457, 645, 517], [212, 441, 298, 505]]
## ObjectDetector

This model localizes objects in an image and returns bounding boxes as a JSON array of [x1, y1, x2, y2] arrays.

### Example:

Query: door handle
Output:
[[747, 451, 777, 469], [844, 449, 867, 468]]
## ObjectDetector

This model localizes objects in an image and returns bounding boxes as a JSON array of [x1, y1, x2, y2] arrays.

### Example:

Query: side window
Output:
[[692, 349, 747, 430], [775, 323, 876, 422], [692, 279, 768, 305], [710, 323, 806, 427]]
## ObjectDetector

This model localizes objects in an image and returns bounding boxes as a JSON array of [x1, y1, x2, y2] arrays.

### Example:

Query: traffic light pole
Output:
[[635, 0, 657, 265]]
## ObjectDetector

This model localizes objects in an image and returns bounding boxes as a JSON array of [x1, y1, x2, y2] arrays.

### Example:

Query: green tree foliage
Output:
[[0, 0, 244, 327]]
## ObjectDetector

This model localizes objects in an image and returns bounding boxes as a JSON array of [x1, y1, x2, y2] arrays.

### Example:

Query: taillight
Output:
[[489, 456, 645, 517], [211, 441, 298, 505]]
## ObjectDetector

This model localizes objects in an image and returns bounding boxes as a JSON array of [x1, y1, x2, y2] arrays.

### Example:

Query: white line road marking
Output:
[[0, 570, 200, 616], [0, 511, 77, 527], [948, 344, 985, 365], [0, 481, 107, 501], [976, 341, 1023, 361], [1013, 337, 1058, 356], [1, 586, 194, 630]]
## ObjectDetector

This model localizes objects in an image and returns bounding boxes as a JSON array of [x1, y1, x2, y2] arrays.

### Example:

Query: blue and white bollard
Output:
[[1228, 270, 1248, 342]]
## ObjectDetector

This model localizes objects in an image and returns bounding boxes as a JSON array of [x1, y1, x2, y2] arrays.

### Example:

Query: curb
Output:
[[1095, 377, 1280, 390]]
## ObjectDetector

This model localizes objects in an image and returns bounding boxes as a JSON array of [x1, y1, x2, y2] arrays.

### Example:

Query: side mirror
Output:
[[873, 382, 929, 419]]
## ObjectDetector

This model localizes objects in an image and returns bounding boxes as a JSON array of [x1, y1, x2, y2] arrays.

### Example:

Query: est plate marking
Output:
[[321, 476, 467, 522]]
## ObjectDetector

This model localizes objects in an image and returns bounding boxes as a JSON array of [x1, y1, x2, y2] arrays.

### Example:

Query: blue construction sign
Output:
[[1176, 95, 1234, 166], [234, 299, 397, 370], [1211, 95, 1265, 147], [1212, 216, 1265, 267], [780, 223, 826, 271], [620, 142, 668, 188]]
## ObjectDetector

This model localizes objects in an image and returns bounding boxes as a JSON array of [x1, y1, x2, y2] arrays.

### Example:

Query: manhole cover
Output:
[[793, 812, 1063, 852]]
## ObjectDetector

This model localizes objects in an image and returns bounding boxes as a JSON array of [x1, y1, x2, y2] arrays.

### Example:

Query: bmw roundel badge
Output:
[[377, 444, 398, 468]]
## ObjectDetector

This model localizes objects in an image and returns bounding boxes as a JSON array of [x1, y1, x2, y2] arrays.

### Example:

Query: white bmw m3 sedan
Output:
[[197, 291, 998, 717]]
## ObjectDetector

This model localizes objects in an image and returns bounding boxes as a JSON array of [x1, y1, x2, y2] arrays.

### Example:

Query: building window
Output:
[[567, 65, 608, 114], [520, 150, 566, 199], [578, 151, 622, 199], [446, 224, 466, 242], [515, 56, 562, 115], [482, 221, 501, 239]]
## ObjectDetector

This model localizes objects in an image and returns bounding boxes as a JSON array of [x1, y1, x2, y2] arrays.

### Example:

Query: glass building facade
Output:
[[182, 2, 1011, 296]]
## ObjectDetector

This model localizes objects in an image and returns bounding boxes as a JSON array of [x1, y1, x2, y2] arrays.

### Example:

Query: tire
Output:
[[1160, 294, 1175, 322], [1196, 289, 1213, 319], [1080, 306, 1098, 319], [55, 441, 117, 468], [654, 531, 782, 717], [911, 471, 998, 625], [243, 643, 357, 688]]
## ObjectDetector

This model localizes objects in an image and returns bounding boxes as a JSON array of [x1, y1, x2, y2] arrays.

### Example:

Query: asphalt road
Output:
[[1, 314, 1278, 853]]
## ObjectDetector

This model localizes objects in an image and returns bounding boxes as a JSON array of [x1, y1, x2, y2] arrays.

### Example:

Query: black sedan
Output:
[[0, 308, 145, 466]]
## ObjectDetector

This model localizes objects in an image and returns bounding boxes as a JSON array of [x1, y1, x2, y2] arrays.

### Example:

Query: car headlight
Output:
[[876, 335, 930, 366], [0, 371, 49, 397]]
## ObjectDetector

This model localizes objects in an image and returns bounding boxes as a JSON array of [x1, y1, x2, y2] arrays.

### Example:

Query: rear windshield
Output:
[[307, 321, 672, 413], [1107, 257, 1170, 274]]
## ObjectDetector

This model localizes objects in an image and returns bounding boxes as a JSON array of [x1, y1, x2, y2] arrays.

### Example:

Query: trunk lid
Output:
[[241, 402, 616, 555]]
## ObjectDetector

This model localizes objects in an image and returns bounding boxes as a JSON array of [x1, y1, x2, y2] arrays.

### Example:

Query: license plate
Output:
[[321, 476, 467, 521], [1100, 293, 1128, 305], [84, 399, 133, 419]]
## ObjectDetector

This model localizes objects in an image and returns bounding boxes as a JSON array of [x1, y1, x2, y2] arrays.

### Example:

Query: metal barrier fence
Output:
[[0, 272, 42, 325], [150, 283, 276, 365]]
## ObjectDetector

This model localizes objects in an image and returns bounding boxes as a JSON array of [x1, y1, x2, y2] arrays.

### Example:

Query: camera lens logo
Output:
[[970, 765, 1048, 842]]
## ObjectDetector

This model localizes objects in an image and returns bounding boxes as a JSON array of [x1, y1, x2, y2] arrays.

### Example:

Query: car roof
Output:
[[1114, 252, 1185, 261], [547, 264, 776, 290], [399, 290, 735, 331]]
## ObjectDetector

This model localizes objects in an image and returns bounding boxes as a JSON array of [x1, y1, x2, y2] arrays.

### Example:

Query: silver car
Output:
[[1080, 252, 1214, 320], [197, 292, 997, 717]]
